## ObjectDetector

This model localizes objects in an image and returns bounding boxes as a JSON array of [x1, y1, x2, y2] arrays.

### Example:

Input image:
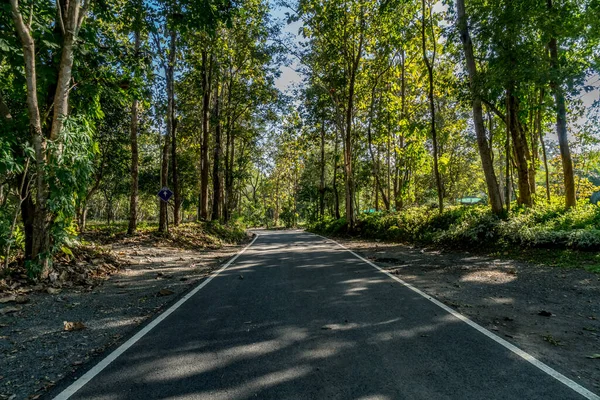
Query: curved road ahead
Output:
[[52, 230, 599, 400]]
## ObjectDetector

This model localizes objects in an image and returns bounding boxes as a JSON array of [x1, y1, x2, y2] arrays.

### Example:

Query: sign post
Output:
[[157, 187, 174, 233]]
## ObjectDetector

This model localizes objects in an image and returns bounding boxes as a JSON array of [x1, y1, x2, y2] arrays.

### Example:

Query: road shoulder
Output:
[[326, 236, 600, 394]]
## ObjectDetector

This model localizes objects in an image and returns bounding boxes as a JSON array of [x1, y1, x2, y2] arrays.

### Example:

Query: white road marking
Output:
[[53, 234, 260, 400], [315, 234, 600, 400]]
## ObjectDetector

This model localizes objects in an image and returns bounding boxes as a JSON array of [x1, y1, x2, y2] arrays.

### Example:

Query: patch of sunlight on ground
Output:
[[460, 270, 517, 284]]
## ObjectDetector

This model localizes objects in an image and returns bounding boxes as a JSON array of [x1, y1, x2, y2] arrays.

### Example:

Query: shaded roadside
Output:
[[0, 228, 250, 400], [327, 235, 600, 393]]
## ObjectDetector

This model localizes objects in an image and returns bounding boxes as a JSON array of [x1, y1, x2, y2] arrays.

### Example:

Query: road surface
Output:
[[52, 230, 598, 400]]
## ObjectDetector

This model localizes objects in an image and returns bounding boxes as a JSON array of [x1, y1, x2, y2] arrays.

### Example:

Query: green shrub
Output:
[[309, 202, 600, 252]]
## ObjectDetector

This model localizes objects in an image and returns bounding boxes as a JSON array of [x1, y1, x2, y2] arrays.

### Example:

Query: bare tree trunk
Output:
[[456, 0, 504, 214], [539, 122, 551, 203], [333, 132, 340, 219], [212, 82, 222, 221], [319, 121, 326, 218], [505, 96, 511, 212], [167, 30, 180, 226], [224, 120, 235, 223], [422, 0, 443, 213], [224, 117, 232, 223], [547, 0, 576, 208], [366, 85, 390, 210], [508, 88, 533, 206], [199, 51, 213, 221], [159, 28, 176, 233], [50, 0, 83, 140], [128, 25, 141, 235], [343, 31, 363, 231], [158, 125, 170, 232]]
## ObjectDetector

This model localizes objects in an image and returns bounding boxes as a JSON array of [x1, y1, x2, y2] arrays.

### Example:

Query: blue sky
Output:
[[269, 1, 303, 92]]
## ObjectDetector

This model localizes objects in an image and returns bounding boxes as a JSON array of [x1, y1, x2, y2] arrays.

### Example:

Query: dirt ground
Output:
[[0, 234, 248, 400], [332, 237, 600, 393]]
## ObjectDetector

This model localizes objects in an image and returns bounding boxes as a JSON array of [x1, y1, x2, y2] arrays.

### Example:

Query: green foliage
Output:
[[46, 116, 97, 262], [309, 201, 600, 254]]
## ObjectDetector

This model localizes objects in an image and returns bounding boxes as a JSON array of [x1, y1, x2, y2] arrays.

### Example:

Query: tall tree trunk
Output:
[[386, 124, 391, 210], [539, 121, 551, 203], [505, 95, 511, 212], [159, 28, 176, 233], [225, 121, 235, 223], [395, 50, 407, 211], [547, 0, 576, 208], [50, 0, 84, 140], [343, 85, 355, 230], [158, 130, 170, 232], [422, 0, 443, 213], [200, 51, 212, 220], [507, 88, 533, 206], [128, 25, 141, 235], [168, 30, 180, 226], [319, 121, 326, 218], [342, 30, 363, 231], [333, 131, 340, 219], [212, 82, 222, 221], [456, 0, 504, 214], [171, 118, 180, 225], [224, 117, 232, 223], [366, 85, 390, 210]]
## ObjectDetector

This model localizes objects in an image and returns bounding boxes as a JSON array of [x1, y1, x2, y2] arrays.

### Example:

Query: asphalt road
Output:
[[53, 230, 598, 400]]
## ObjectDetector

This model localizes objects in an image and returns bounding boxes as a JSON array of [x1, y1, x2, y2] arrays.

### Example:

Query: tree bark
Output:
[[342, 30, 363, 231], [456, 0, 504, 214], [128, 24, 141, 235], [366, 85, 390, 210], [333, 131, 340, 219], [422, 0, 443, 213], [539, 120, 551, 203], [505, 95, 511, 211], [547, 0, 576, 208], [212, 82, 222, 221], [319, 121, 326, 218], [199, 51, 212, 220], [508, 88, 533, 206], [159, 27, 176, 233]]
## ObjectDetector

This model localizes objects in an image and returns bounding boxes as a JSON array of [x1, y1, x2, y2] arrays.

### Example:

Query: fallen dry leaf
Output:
[[63, 321, 86, 331], [158, 289, 174, 297], [47, 288, 62, 295]]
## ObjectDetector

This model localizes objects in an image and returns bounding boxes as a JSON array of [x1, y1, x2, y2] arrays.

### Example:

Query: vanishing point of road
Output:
[[51, 230, 600, 400]]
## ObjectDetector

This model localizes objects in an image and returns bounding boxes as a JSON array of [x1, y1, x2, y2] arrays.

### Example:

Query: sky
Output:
[[270, 1, 303, 92]]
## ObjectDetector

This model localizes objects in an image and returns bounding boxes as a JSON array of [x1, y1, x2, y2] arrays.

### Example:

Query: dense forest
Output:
[[2, 0, 600, 278]]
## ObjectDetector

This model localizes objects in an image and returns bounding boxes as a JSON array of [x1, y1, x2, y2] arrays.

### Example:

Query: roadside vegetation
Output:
[[308, 202, 600, 273]]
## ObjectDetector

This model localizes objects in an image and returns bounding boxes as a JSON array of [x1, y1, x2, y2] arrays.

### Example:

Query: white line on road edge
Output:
[[316, 234, 600, 400], [53, 234, 260, 400]]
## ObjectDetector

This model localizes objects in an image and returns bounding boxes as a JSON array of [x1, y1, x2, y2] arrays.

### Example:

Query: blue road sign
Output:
[[157, 187, 174, 202]]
